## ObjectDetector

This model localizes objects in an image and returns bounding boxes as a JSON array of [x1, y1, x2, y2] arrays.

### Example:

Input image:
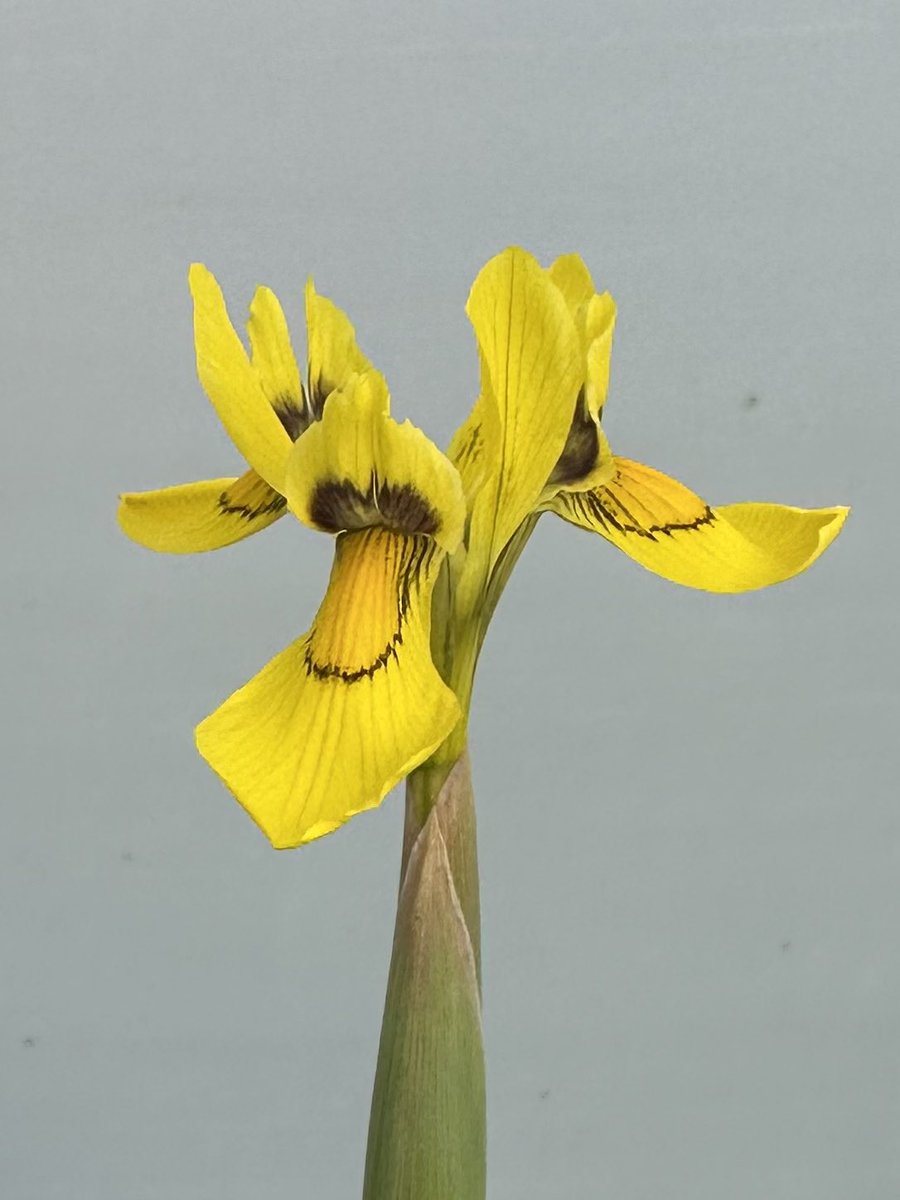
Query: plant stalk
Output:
[[362, 748, 485, 1200]]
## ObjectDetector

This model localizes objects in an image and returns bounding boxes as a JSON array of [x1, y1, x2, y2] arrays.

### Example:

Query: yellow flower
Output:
[[118, 264, 373, 552], [119, 268, 465, 847], [120, 249, 848, 847], [452, 247, 848, 626]]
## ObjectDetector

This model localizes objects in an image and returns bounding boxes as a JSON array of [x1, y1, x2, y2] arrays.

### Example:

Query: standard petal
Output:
[[305, 278, 375, 417], [189, 264, 293, 492], [547, 254, 615, 420], [195, 527, 461, 848], [117, 471, 287, 553], [463, 247, 582, 579], [247, 285, 307, 439], [547, 253, 596, 315], [551, 457, 848, 592], [583, 291, 616, 421], [447, 391, 500, 511], [286, 372, 465, 553]]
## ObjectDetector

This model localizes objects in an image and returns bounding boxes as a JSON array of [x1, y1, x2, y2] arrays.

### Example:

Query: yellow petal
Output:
[[195, 527, 460, 848], [247, 286, 307, 439], [547, 253, 596, 315], [583, 291, 616, 420], [447, 390, 500, 510], [118, 471, 286, 553], [285, 372, 465, 553], [189, 264, 293, 492], [551, 457, 849, 592], [305, 278, 375, 417], [547, 254, 615, 420], [463, 247, 582, 580]]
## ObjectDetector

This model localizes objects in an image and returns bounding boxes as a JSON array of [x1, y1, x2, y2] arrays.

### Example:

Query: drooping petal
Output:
[[551, 457, 848, 592], [461, 247, 582, 584], [247, 286, 307, 439], [195, 527, 460, 848], [286, 371, 465, 553], [305, 278, 375, 417], [189, 264, 293, 492], [118, 471, 286, 553]]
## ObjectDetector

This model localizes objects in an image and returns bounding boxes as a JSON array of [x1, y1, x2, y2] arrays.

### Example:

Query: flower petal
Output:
[[305, 278, 374, 417], [551, 457, 848, 592], [583, 291, 616, 421], [195, 527, 460, 848], [462, 247, 582, 581], [189, 264, 293, 492], [447, 391, 498, 511], [118, 471, 286, 553], [247, 286, 307, 439], [547, 254, 615, 420], [286, 371, 465, 553], [547, 253, 596, 315]]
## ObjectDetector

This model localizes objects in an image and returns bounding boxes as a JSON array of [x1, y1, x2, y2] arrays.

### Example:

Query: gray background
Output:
[[2, 1, 897, 1196]]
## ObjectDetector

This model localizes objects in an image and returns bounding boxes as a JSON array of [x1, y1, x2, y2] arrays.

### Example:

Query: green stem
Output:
[[362, 749, 485, 1200]]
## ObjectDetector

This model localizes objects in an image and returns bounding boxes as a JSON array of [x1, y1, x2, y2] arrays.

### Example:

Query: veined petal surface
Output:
[[462, 247, 582, 580], [305, 279, 374, 417], [195, 528, 460, 848], [118, 471, 286, 553], [286, 373, 465, 553], [447, 391, 498, 511], [551, 457, 848, 592], [190, 264, 293, 492]]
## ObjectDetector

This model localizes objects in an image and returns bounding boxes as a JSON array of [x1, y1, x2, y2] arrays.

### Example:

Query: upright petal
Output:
[[247, 286, 307, 439], [118, 470, 286, 553], [447, 391, 499, 511], [547, 254, 616, 420], [305, 278, 375, 417], [583, 291, 616, 421], [547, 253, 596, 315], [189, 265, 293, 492], [551, 457, 848, 592], [286, 372, 465, 554], [461, 247, 582, 584], [196, 526, 460, 847]]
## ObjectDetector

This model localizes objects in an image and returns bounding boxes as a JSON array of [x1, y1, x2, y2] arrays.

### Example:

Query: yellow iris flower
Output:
[[449, 249, 847, 673], [119, 248, 847, 849]]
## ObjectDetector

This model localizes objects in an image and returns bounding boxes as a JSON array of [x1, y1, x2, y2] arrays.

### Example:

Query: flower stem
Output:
[[362, 749, 485, 1200]]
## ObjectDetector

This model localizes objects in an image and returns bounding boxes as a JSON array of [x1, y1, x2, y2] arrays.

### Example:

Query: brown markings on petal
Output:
[[577, 470, 714, 542], [272, 392, 308, 441], [549, 389, 600, 486], [309, 476, 440, 538], [308, 479, 374, 532], [217, 471, 288, 522], [304, 530, 436, 683], [308, 372, 339, 419], [377, 481, 440, 535]]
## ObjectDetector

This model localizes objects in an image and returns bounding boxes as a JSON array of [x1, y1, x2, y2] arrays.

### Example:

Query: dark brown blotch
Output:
[[308, 479, 373, 532], [308, 476, 440, 537], [308, 372, 339, 419], [272, 393, 308, 441], [549, 390, 600, 486], [377, 481, 440, 535]]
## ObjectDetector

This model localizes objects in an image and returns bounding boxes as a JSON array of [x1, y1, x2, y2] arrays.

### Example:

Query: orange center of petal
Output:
[[305, 528, 435, 683]]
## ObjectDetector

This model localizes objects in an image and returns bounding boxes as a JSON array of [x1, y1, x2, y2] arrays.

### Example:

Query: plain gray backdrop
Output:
[[2, 1, 897, 1196]]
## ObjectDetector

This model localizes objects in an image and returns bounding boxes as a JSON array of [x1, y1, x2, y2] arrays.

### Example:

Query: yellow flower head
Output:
[[120, 251, 848, 848]]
